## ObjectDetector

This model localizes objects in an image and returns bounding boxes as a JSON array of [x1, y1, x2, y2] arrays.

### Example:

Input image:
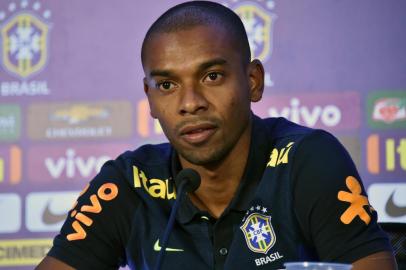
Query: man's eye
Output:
[[157, 81, 175, 90], [208, 73, 218, 81], [205, 72, 222, 81]]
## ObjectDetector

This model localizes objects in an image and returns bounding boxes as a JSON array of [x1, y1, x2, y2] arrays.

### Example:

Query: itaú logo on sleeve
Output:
[[27, 143, 128, 183], [252, 92, 360, 131]]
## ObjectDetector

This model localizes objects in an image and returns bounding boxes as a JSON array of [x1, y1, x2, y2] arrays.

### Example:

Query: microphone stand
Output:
[[153, 180, 188, 270]]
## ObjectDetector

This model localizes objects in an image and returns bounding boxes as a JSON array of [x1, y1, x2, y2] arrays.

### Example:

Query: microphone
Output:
[[154, 168, 201, 270], [174, 168, 201, 193]]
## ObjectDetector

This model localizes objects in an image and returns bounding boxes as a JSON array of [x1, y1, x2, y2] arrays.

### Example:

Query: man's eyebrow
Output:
[[198, 58, 227, 71], [149, 69, 172, 77], [148, 58, 227, 77]]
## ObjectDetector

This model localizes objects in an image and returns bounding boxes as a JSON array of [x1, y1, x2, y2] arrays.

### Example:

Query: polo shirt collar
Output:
[[171, 114, 271, 224]]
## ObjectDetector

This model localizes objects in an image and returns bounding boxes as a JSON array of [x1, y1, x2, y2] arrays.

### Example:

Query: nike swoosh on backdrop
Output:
[[42, 201, 68, 225], [153, 239, 184, 252], [385, 191, 406, 217]]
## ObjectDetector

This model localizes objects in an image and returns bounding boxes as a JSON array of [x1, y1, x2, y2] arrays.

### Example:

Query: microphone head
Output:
[[175, 168, 201, 193]]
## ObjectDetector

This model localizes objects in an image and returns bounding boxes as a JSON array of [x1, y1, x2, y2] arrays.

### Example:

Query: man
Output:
[[36, 1, 397, 269]]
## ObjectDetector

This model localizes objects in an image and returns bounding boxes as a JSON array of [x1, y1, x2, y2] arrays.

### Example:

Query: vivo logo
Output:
[[45, 149, 110, 179], [268, 98, 341, 127], [252, 93, 360, 131], [28, 143, 128, 183]]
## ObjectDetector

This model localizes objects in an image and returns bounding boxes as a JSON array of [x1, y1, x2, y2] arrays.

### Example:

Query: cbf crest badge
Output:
[[240, 206, 276, 254], [0, 1, 51, 79], [233, 1, 276, 62]]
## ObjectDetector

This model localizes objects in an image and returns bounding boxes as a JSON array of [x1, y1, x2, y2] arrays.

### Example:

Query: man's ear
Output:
[[247, 59, 265, 102], [143, 77, 149, 94], [143, 77, 157, 119]]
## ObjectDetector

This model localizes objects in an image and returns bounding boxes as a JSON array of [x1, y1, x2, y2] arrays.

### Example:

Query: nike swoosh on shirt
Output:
[[153, 239, 184, 252], [42, 201, 68, 225], [385, 191, 406, 217]]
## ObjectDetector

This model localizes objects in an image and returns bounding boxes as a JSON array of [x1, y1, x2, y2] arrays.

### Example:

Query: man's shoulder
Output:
[[96, 142, 172, 187], [118, 142, 172, 167], [260, 116, 315, 141], [258, 116, 342, 154]]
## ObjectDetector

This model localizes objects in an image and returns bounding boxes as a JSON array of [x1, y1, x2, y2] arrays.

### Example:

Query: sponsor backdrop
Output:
[[0, 0, 405, 268]]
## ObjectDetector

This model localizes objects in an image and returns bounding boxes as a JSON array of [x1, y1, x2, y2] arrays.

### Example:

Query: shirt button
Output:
[[219, 247, 228, 256]]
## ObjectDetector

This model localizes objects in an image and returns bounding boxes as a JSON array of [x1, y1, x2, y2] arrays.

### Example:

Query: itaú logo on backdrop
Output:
[[136, 99, 164, 138], [0, 145, 22, 185], [366, 134, 406, 175]]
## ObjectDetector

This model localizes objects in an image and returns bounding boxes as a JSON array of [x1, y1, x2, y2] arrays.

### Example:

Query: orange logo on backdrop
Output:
[[137, 99, 163, 138], [0, 145, 22, 184], [67, 183, 118, 241], [338, 176, 371, 225], [367, 134, 406, 174]]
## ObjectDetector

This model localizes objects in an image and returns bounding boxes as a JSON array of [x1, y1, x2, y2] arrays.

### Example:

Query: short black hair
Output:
[[141, 1, 251, 66]]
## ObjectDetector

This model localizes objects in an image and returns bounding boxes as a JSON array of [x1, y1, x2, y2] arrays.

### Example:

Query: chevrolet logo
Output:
[[51, 105, 109, 124]]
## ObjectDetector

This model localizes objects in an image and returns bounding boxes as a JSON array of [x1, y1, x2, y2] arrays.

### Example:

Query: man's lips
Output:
[[179, 123, 217, 144]]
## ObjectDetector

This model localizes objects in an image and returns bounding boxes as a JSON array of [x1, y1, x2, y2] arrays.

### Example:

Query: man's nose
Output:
[[179, 85, 208, 115]]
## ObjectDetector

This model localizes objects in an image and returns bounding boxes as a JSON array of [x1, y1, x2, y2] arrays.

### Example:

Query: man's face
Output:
[[143, 25, 263, 166]]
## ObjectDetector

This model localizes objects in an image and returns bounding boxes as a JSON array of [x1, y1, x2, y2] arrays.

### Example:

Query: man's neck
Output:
[[179, 122, 252, 219]]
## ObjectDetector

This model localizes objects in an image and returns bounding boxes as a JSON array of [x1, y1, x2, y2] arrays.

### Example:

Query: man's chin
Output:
[[177, 146, 229, 166]]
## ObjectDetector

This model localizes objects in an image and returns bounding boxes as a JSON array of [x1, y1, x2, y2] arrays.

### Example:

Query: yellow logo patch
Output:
[[267, 142, 294, 167], [133, 165, 176, 200]]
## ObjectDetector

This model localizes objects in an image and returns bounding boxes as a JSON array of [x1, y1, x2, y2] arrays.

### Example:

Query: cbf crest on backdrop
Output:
[[229, 0, 276, 87], [1, 3, 50, 78], [0, 0, 50, 96], [0, 0, 405, 269]]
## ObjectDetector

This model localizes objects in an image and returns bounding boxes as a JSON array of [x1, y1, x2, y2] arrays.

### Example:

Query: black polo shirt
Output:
[[48, 115, 392, 269]]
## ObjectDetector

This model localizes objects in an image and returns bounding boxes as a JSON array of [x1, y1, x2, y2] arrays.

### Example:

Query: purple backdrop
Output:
[[0, 0, 405, 268]]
